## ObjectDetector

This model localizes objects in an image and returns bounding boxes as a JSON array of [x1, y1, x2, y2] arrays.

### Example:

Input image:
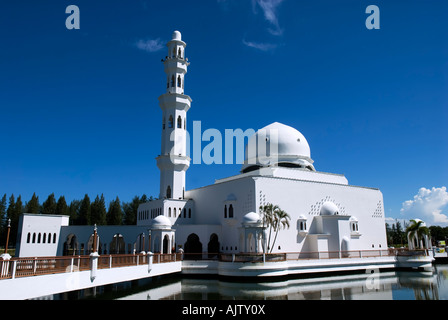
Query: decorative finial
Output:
[[7, 219, 10, 228]]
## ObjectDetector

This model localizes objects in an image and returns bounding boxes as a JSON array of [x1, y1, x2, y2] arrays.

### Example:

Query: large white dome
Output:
[[242, 122, 315, 173]]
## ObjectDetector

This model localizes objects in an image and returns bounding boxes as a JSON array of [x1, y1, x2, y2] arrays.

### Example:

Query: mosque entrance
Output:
[[184, 233, 202, 260]]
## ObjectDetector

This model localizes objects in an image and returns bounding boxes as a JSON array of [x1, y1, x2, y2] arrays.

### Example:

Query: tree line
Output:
[[0, 193, 154, 247], [386, 220, 448, 248]]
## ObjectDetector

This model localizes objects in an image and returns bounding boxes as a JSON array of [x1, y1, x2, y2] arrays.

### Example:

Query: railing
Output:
[[198, 249, 429, 263], [0, 252, 179, 281]]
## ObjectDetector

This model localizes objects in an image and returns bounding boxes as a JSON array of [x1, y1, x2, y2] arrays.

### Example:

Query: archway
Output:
[[63, 234, 78, 256], [207, 233, 220, 258], [110, 234, 125, 254], [163, 234, 170, 254], [184, 233, 202, 260]]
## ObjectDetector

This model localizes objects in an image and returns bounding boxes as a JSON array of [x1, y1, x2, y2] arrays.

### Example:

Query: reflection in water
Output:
[[55, 265, 448, 300]]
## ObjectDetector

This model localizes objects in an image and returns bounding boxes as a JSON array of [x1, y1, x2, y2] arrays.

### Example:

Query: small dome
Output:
[[320, 202, 340, 216], [172, 30, 182, 41], [243, 212, 262, 225], [349, 216, 358, 222], [151, 215, 172, 229]]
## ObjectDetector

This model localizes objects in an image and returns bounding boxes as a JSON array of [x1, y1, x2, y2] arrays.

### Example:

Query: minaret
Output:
[[156, 31, 191, 200]]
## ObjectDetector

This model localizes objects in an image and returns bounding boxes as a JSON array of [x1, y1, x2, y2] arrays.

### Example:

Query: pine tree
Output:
[[25, 193, 40, 214], [123, 195, 147, 225], [107, 196, 123, 225], [0, 194, 7, 246], [42, 193, 57, 215], [69, 199, 81, 225], [91, 194, 107, 225], [56, 196, 68, 215], [78, 194, 91, 225]]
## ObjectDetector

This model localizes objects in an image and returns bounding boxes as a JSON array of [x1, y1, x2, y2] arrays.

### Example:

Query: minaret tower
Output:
[[156, 31, 191, 200]]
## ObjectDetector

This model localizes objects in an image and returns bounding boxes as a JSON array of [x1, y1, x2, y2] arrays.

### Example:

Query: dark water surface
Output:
[[53, 264, 448, 300]]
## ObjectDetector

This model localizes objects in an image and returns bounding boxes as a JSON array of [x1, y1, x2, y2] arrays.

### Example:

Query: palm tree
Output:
[[406, 219, 430, 250], [270, 208, 291, 253], [259, 203, 291, 253], [259, 203, 278, 252]]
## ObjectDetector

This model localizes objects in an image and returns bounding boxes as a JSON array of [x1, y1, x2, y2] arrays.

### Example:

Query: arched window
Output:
[[53, 233, 57, 243], [177, 75, 182, 88], [174, 208, 177, 217], [167, 185, 172, 198], [168, 207, 171, 217], [178, 47, 182, 58], [177, 116, 182, 128], [48, 233, 52, 244], [32, 233, 36, 243], [167, 76, 169, 89], [183, 208, 186, 218], [27, 233, 31, 243], [172, 47, 176, 58], [229, 205, 234, 218], [43, 233, 46, 243], [37, 233, 41, 244], [171, 75, 175, 87], [168, 115, 173, 128], [224, 205, 227, 218], [188, 208, 191, 218], [163, 117, 166, 130]]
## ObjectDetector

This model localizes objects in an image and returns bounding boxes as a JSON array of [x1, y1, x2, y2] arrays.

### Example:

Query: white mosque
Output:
[[15, 31, 388, 263]]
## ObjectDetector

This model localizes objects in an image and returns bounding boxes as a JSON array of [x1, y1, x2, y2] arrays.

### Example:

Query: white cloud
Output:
[[135, 38, 165, 53], [242, 39, 278, 51], [400, 186, 448, 226], [252, 0, 285, 36]]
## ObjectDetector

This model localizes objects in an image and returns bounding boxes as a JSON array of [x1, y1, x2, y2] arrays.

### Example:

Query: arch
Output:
[[168, 207, 171, 217], [168, 115, 174, 128], [37, 233, 41, 244], [32, 233, 36, 243], [42, 233, 46, 243], [110, 234, 125, 254], [229, 204, 234, 218], [174, 208, 177, 217], [224, 205, 227, 218], [48, 233, 52, 244], [184, 233, 202, 260], [166, 185, 172, 198], [163, 234, 170, 254], [178, 47, 182, 58], [63, 234, 78, 256], [177, 115, 182, 128], [172, 47, 176, 58], [136, 233, 145, 252], [163, 117, 166, 130], [53, 233, 56, 243], [188, 208, 191, 218], [27, 233, 31, 243], [177, 75, 182, 88], [207, 234, 220, 258], [171, 75, 175, 87]]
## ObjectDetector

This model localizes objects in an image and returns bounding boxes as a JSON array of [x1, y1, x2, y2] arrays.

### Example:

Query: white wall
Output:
[[16, 214, 69, 258]]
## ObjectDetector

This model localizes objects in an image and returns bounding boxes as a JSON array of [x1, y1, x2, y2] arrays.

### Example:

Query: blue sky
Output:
[[0, 0, 447, 225]]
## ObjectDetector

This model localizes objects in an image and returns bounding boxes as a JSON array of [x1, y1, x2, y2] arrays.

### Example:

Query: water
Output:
[[63, 264, 448, 300]]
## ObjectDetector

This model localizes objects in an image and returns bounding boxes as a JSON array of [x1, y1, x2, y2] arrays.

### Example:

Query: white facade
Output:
[[15, 30, 388, 261], [133, 31, 388, 257]]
